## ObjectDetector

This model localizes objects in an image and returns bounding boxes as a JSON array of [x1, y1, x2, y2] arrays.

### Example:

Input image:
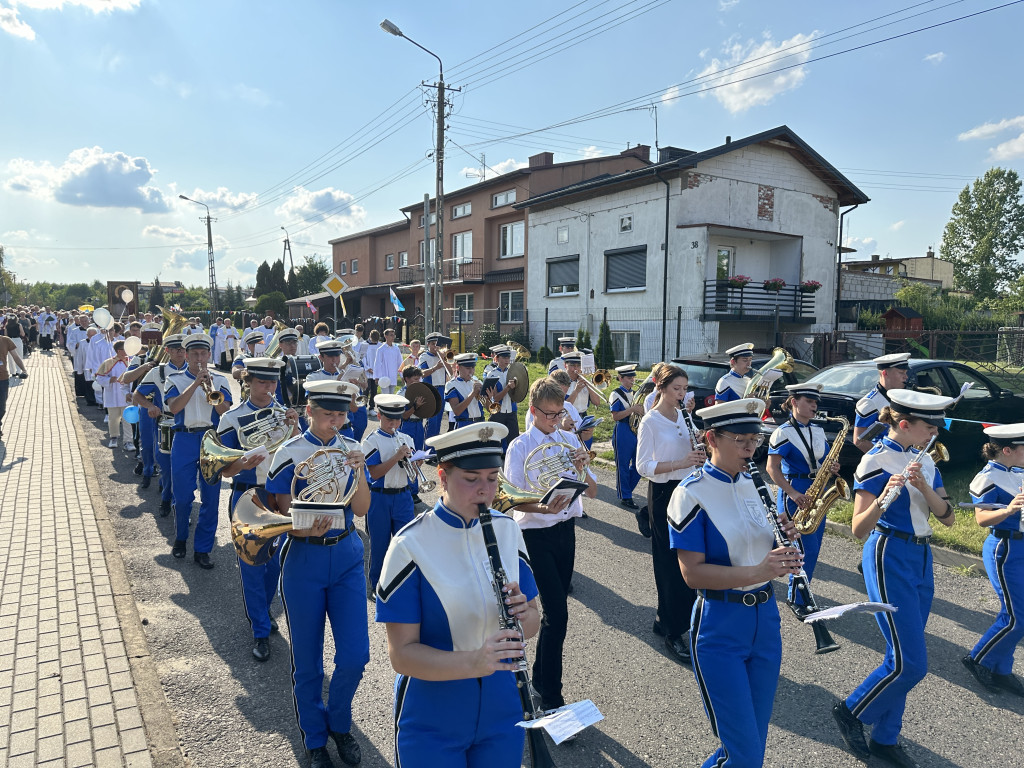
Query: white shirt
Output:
[[419, 350, 448, 388], [445, 376, 482, 420], [483, 364, 514, 414], [164, 368, 231, 429], [373, 343, 403, 385], [524, 400, 581, 433], [362, 342, 380, 374], [505, 425, 595, 530], [566, 376, 592, 413], [308, 334, 331, 357], [362, 428, 414, 489], [637, 408, 696, 483], [296, 335, 310, 355]]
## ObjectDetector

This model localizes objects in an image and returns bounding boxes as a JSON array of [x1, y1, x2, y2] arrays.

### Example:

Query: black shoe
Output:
[[159, 501, 172, 518], [171, 540, 186, 559], [141, 475, 151, 489], [664, 635, 691, 665], [308, 746, 335, 768], [994, 671, 1024, 696], [193, 552, 214, 570], [330, 731, 361, 766], [831, 700, 870, 760], [652, 620, 666, 637], [133, 461, 143, 476], [620, 498, 638, 509], [635, 509, 652, 539], [868, 739, 919, 768], [252, 637, 270, 662], [962, 655, 1000, 693], [269, 617, 279, 634]]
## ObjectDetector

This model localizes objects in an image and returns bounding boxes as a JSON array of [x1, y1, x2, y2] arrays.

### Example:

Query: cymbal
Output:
[[406, 381, 442, 419], [507, 361, 530, 403]]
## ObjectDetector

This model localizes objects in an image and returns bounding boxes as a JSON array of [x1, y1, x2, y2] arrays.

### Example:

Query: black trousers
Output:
[[0, 379, 8, 435], [74, 372, 97, 405], [487, 412, 520, 450], [649, 479, 696, 640], [522, 519, 575, 709]]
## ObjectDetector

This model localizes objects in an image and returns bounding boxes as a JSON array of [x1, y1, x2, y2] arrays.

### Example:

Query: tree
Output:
[[149, 277, 165, 312], [254, 261, 272, 297], [255, 291, 287, 318], [295, 253, 331, 296], [270, 260, 288, 295], [940, 167, 1024, 300], [595, 320, 615, 369], [180, 286, 211, 310], [287, 268, 299, 299]]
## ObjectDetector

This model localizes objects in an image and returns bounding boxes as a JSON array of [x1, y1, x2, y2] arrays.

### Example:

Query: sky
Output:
[[2, 0, 1024, 292]]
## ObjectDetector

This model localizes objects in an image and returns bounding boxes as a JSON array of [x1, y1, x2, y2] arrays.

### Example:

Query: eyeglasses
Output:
[[534, 406, 568, 420], [717, 433, 765, 449]]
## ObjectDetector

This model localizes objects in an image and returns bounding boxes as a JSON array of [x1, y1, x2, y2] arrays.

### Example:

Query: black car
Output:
[[671, 354, 819, 411], [759, 359, 1023, 469]]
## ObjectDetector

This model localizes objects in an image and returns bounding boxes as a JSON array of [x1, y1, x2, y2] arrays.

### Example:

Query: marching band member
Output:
[[670, 397, 803, 768], [563, 352, 600, 419], [362, 394, 419, 591], [95, 341, 132, 449], [375, 421, 539, 768], [962, 424, 1024, 696], [307, 339, 361, 440], [609, 364, 643, 510], [524, 369, 581, 434], [419, 333, 449, 444], [217, 357, 300, 663], [482, 345, 519, 447], [637, 364, 703, 662], [341, 351, 369, 442], [504, 377, 597, 714], [713, 343, 754, 403], [398, 366, 427, 452], [444, 353, 484, 429], [546, 336, 578, 373], [766, 383, 839, 618], [164, 335, 233, 567], [832, 390, 955, 767], [136, 335, 186, 508], [854, 353, 910, 451], [232, 333, 262, 381], [267, 380, 370, 768]]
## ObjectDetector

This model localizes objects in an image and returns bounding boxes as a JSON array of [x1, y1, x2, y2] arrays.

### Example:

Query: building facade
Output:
[[843, 249, 954, 289]]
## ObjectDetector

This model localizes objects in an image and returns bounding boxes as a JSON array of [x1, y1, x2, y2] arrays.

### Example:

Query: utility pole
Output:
[[423, 194, 433, 335], [281, 226, 294, 274], [179, 194, 219, 312]]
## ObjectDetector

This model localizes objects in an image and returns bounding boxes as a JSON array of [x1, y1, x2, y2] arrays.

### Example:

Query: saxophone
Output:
[[792, 416, 851, 535]]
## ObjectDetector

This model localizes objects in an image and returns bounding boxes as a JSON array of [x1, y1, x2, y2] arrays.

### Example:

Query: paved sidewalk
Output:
[[0, 352, 173, 767]]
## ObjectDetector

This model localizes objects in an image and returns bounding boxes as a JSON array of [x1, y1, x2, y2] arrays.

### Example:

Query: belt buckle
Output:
[[757, 590, 769, 604], [742, 593, 757, 607]]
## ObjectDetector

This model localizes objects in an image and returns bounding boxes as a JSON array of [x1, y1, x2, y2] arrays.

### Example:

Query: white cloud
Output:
[[889, 220, 905, 231], [0, 6, 35, 40], [661, 85, 680, 105], [274, 186, 366, 246], [183, 186, 258, 212], [719, 0, 740, 10], [697, 31, 816, 113], [2, 1, 141, 41], [2, 229, 30, 240], [843, 236, 878, 259], [990, 133, 1024, 161], [142, 225, 199, 242], [5, 146, 171, 212], [580, 146, 604, 159], [151, 73, 192, 99], [458, 157, 528, 180], [164, 245, 208, 272], [97, 46, 123, 73], [957, 115, 1024, 142], [233, 83, 271, 108], [923, 52, 945, 65]]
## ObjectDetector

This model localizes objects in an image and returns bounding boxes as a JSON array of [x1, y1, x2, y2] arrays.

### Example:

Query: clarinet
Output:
[[477, 504, 556, 768], [745, 462, 841, 654]]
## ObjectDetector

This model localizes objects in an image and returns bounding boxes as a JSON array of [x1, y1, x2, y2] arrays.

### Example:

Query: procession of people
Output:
[[5, 300, 1019, 768]]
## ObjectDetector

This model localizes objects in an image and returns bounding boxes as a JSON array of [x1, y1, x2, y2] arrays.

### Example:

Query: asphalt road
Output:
[[72, 375, 1024, 768]]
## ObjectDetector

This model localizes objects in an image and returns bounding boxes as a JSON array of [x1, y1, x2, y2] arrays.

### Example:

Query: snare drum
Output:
[[286, 355, 323, 405], [158, 417, 176, 454]]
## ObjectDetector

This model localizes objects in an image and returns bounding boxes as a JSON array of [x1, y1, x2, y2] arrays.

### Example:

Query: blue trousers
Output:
[[971, 534, 1024, 675], [425, 409, 444, 442], [351, 405, 368, 441], [847, 530, 933, 745], [400, 418, 425, 451], [777, 482, 825, 607], [157, 435, 173, 504], [393, 671, 525, 768], [690, 591, 781, 768], [612, 423, 640, 502], [280, 532, 369, 750], [170, 431, 222, 553], [367, 488, 416, 589], [229, 487, 280, 640], [139, 410, 156, 478]]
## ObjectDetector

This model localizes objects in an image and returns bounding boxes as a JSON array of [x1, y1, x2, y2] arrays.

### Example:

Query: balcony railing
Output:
[[701, 280, 816, 323], [398, 258, 483, 286]]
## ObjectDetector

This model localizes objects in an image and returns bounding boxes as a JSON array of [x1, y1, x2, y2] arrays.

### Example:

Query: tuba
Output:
[[146, 306, 188, 364], [231, 489, 293, 566], [629, 378, 656, 434], [262, 320, 290, 358], [791, 417, 852, 535], [743, 347, 793, 404]]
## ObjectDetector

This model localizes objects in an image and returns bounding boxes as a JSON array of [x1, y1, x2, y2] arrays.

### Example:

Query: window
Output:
[[499, 290, 524, 323], [611, 331, 641, 364], [500, 221, 525, 258], [557, 225, 569, 244], [386, 254, 394, 270], [550, 331, 573, 350], [419, 239, 436, 267], [605, 246, 647, 291], [351, 259, 358, 274], [399, 251, 408, 268], [451, 202, 472, 219], [619, 215, 633, 233], [453, 293, 474, 323], [452, 231, 473, 263], [492, 189, 516, 207], [418, 212, 436, 228], [547, 255, 579, 296], [945, 365, 994, 399], [339, 262, 347, 275]]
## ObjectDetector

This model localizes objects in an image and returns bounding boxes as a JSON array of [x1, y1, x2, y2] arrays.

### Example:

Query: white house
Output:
[[515, 126, 869, 366]]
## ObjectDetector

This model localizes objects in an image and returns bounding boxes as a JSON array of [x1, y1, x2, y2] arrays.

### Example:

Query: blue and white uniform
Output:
[[419, 347, 448, 442], [397, 384, 426, 452], [341, 363, 369, 441], [609, 385, 640, 503], [669, 460, 781, 768], [483, 350, 520, 450], [444, 376, 482, 429], [714, 370, 748, 403], [855, 384, 890, 438], [375, 501, 538, 768], [844, 436, 943, 746], [126, 356, 156, 480], [362, 426, 416, 588], [266, 429, 368, 752], [305, 367, 357, 441], [968, 460, 1024, 676], [768, 417, 829, 606], [138, 360, 181, 506]]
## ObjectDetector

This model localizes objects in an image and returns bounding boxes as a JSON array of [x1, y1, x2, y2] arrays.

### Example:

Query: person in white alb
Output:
[[372, 328, 403, 396]]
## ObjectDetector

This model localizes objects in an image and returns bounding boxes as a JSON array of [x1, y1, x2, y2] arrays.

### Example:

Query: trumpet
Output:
[[397, 435, 437, 492], [199, 366, 224, 406], [570, 373, 607, 403], [292, 427, 361, 505]]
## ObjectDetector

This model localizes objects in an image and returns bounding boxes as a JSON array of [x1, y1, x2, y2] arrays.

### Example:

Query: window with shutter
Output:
[[605, 246, 647, 291], [547, 256, 579, 295]]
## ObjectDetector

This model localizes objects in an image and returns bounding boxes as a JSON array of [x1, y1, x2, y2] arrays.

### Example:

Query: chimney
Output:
[[871, 254, 880, 261], [528, 152, 554, 168], [620, 144, 650, 162], [725, 135, 731, 144], [926, 246, 935, 258]]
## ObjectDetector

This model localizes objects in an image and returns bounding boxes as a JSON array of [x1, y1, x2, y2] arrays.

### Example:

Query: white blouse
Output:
[[637, 408, 697, 483]]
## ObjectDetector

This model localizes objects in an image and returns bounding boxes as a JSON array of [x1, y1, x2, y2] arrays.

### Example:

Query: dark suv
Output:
[[671, 353, 819, 412]]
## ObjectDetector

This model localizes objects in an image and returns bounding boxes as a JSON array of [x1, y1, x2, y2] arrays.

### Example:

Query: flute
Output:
[[877, 435, 937, 513]]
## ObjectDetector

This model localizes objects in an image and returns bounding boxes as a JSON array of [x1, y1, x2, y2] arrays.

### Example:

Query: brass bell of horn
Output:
[[231, 489, 293, 566], [199, 429, 247, 486], [492, 472, 547, 514]]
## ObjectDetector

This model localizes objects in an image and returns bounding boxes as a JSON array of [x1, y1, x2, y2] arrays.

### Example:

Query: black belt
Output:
[[231, 481, 262, 493], [289, 526, 355, 546], [700, 587, 774, 606], [991, 528, 1024, 540], [371, 486, 409, 495], [785, 472, 817, 480], [175, 425, 213, 433], [875, 525, 931, 545]]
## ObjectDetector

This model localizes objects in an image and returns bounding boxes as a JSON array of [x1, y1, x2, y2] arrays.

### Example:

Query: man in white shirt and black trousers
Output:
[[504, 376, 597, 715]]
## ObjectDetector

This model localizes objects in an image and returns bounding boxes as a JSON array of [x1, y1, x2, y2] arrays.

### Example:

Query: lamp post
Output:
[[380, 18, 446, 336], [179, 194, 219, 312]]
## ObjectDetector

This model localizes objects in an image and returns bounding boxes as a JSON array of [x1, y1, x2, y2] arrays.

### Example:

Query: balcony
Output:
[[701, 280, 816, 324], [398, 258, 483, 286]]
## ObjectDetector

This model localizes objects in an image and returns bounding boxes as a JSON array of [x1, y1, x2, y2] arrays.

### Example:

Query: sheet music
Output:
[[803, 602, 897, 622], [517, 699, 604, 744]]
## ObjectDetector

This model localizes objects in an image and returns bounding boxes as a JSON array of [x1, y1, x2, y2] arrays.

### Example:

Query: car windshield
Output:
[[673, 363, 727, 389], [808, 365, 878, 396]]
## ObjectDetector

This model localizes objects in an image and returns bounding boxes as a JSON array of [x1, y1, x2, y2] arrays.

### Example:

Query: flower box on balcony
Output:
[[762, 278, 787, 293], [799, 280, 822, 294], [727, 275, 751, 289]]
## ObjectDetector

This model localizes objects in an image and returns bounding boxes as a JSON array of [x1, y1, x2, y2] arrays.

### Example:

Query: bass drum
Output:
[[158, 417, 176, 454], [285, 355, 324, 406]]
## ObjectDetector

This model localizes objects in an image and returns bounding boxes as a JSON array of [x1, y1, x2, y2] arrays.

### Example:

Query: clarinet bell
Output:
[[810, 619, 841, 655], [526, 730, 558, 768]]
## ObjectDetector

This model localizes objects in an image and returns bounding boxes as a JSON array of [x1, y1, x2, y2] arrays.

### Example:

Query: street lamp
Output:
[[179, 194, 219, 313], [380, 18, 446, 336]]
